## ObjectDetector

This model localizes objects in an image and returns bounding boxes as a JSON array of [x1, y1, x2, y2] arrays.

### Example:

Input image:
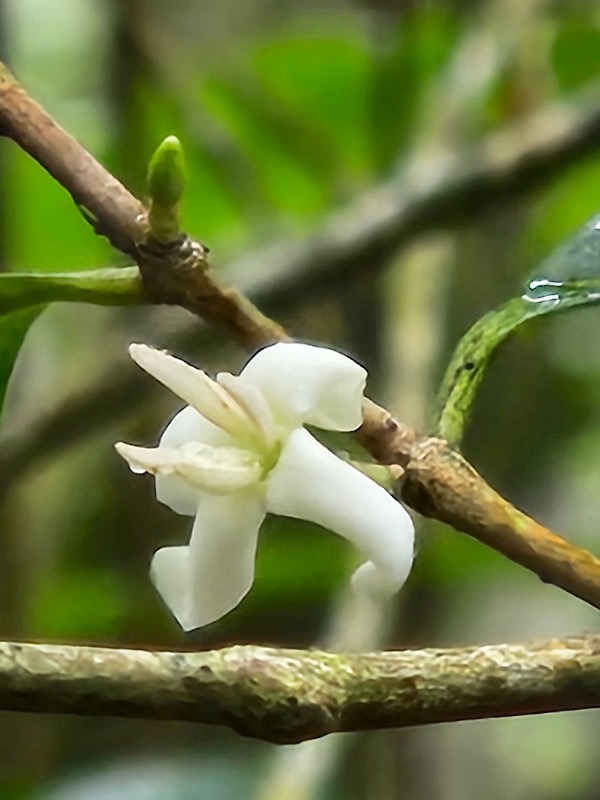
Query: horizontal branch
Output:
[[1, 638, 599, 743]]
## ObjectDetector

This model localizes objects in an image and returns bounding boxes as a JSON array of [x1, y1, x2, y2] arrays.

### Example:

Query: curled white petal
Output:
[[129, 344, 256, 441], [241, 342, 367, 431], [115, 441, 262, 494], [266, 428, 414, 595], [150, 490, 266, 630]]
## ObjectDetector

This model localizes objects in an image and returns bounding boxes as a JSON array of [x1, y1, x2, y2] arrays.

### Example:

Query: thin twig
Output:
[[0, 63, 146, 254]]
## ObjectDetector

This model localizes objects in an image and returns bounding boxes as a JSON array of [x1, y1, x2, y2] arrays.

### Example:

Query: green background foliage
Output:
[[1, 1, 600, 799]]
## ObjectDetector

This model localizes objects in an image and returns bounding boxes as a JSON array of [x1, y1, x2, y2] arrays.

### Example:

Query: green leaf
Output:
[[0, 267, 143, 316], [5, 143, 110, 270], [0, 268, 142, 420], [252, 35, 372, 175], [200, 77, 329, 218], [521, 154, 600, 264], [29, 567, 127, 638], [367, 8, 461, 171], [552, 20, 600, 91], [1, 143, 116, 425], [436, 211, 600, 446], [0, 308, 44, 417], [253, 13, 459, 179]]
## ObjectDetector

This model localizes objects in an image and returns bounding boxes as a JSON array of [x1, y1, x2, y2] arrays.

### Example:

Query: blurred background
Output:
[[1, 0, 600, 798]]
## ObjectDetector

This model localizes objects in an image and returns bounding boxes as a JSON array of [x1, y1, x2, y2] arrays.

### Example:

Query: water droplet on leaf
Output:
[[522, 211, 600, 308], [522, 278, 563, 304]]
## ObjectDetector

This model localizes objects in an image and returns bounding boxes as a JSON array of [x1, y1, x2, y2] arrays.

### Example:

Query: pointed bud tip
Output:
[[147, 135, 187, 209], [161, 134, 182, 150]]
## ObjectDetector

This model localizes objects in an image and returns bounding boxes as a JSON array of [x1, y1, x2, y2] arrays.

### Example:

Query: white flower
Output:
[[116, 342, 414, 630]]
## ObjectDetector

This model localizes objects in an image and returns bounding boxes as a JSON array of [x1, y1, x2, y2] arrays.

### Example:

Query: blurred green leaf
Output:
[[0, 268, 141, 419], [0, 307, 43, 418], [200, 77, 329, 219], [252, 35, 372, 176], [367, 8, 461, 171], [5, 144, 110, 270], [521, 153, 600, 267], [255, 517, 350, 602], [29, 567, 127, 638], [552, 20, 600, 90], [0, 143, 115, 423], [417, 524, 510, 585], [480, 64, 523, 129]]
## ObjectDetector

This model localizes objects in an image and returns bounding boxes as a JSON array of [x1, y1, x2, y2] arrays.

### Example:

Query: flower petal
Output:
[[266, 428, 414, 595], [129, 344, 255, 440], [115, 441, 262, 494], [217, 372, 275, 444], [150, 490, 266, 630], [156, 406, 230, 515], [241, 343, 367, 432]]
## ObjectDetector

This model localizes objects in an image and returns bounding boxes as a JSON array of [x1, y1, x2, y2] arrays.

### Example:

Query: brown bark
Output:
[[0, 638, 599, 743]]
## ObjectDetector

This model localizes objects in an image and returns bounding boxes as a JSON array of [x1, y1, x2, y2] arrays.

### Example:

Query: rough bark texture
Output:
[[401, 438, 600, 610], [0, 638, 599, 743], [136, 236, 288, 348]]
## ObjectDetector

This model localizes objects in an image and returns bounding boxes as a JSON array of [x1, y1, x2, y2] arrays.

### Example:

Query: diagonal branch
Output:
[[1, 637, 599, 743], [0, 63, 145, 255], [2, 62, 600, 616], [400, 437, 600, 610], [0, 62, 285, 348]]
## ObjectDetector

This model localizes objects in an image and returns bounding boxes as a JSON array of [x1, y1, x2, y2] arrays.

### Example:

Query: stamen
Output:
[[115, 441, 263, 493], [129, 344, 257, 440]]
